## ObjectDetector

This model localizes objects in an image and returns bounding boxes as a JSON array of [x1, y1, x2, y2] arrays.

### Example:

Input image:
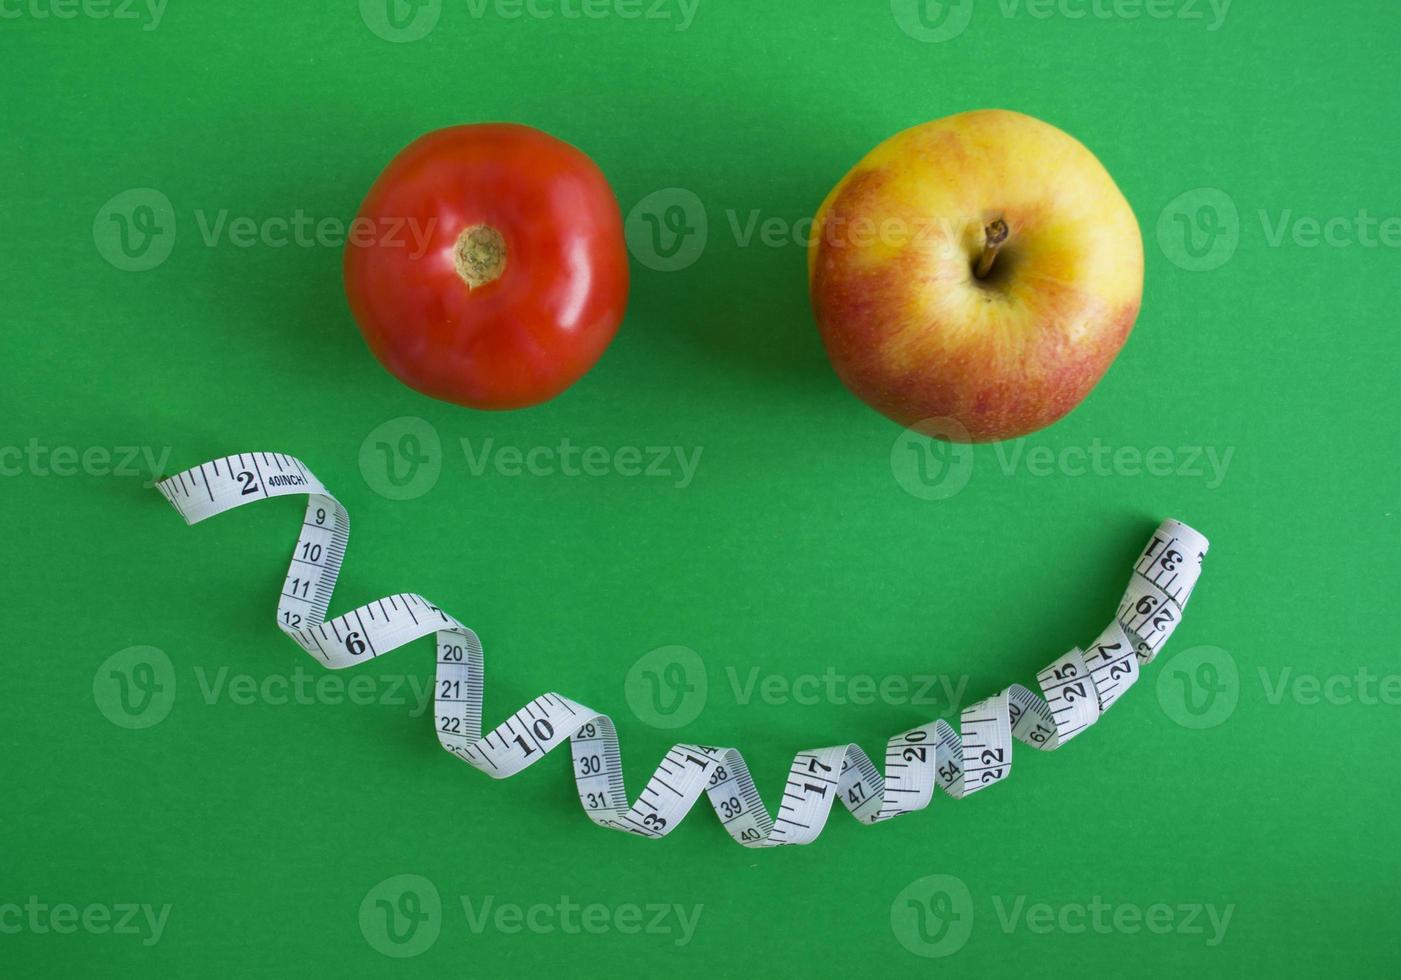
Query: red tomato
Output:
[[344, 124, 629, 409]]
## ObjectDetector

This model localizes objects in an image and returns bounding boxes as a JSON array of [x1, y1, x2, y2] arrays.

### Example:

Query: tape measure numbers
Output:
[[156, 452, 1209, 847]]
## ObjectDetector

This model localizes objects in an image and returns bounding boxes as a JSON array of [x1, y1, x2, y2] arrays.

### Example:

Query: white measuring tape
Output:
[[157, 452, 1208, 847]]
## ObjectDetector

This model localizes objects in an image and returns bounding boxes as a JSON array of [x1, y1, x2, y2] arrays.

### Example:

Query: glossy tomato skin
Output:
[[344, 124, 629, 409]]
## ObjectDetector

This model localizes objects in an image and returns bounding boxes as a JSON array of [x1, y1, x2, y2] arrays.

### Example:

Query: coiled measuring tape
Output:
[[156, 452, 1208, 847]]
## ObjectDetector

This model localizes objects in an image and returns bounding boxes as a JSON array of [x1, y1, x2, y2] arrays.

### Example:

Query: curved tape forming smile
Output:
[[157, 452, 1208, 847]]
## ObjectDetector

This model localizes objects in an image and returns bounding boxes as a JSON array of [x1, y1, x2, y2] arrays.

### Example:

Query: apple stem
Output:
[[974, 219, 1009, 280]]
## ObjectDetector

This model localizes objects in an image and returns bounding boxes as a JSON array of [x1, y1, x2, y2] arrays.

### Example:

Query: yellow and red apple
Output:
[[808, 109, 1143, 443]]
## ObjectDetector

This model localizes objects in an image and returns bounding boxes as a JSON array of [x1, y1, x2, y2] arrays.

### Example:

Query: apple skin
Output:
[[808, 109, 1143, 443]]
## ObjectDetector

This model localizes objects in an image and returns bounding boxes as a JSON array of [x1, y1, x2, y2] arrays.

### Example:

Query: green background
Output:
[[4, 0, 1398, 975]]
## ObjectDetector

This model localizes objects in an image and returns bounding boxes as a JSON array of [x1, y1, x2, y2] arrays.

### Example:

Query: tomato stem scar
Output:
[[453, 223, 507, 289]]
